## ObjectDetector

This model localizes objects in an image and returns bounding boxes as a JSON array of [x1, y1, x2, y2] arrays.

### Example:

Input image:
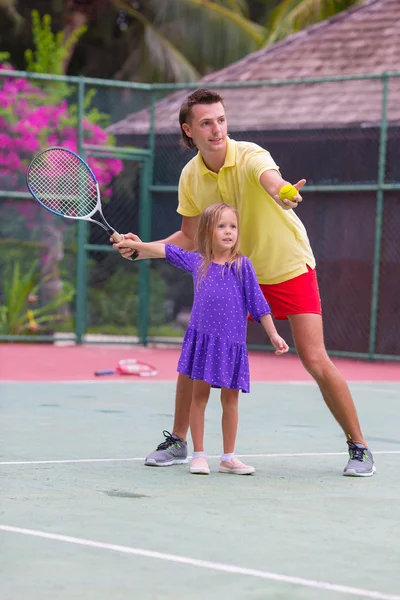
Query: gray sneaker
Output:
[[145, 430, 188, 467], [343, 441, 376, 477]]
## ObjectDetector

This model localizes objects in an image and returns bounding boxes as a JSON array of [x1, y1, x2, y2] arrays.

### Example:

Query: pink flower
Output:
[[0, 76, 123, 207]]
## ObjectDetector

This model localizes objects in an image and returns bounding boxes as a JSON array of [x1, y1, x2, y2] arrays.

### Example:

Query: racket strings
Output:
[[28, 149, 98, 218]]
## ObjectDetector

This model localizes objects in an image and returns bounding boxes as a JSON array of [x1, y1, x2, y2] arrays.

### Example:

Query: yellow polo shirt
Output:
[[177, 137, 315, 284]]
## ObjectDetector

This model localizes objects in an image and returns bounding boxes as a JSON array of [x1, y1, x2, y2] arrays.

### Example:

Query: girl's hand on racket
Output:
[[269, 333, 289, 355], [111, 232, 142, 260]]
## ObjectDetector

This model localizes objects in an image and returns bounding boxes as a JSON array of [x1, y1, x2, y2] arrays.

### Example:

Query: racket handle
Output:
[[112, 231, 139, 261], [94, 370, 115, 376]]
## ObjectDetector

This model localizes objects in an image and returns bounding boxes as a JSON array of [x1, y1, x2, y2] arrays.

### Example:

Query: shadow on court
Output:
[[1, 381, 400, 600]]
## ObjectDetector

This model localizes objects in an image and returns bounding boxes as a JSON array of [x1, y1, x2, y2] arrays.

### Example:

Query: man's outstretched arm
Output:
[[260, 169, 306, 210]]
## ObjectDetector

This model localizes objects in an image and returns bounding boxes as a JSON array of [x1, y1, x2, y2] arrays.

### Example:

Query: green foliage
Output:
[[265, 0, 362, 44], [68, 88, 111, 129], [23, 9, 87, 101], [24, 9, 86, 75], [0, 261, 75, 335], [88, 265, 168, 330], [0, 51, 10, 64], [118, 0, 266, 82]]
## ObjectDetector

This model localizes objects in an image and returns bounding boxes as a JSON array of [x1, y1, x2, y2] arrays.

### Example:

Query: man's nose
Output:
[[212, 122, 221, 134]]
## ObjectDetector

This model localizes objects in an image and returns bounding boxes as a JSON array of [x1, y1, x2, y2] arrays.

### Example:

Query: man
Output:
[[117, 88, 375, 477]]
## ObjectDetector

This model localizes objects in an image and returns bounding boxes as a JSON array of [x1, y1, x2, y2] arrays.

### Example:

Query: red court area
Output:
[[0, 343, 399, 382]]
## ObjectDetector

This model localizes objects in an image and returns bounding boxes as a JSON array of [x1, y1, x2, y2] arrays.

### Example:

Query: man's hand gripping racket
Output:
[[26, 146, 139, 259]]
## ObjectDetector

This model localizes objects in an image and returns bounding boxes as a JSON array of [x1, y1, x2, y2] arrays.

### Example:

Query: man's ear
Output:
[[182, 123, 192, 138]]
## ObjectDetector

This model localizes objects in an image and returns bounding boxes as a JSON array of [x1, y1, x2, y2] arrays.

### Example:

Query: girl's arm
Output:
[[260, 314, 289, 356], [241, 258, 289, 356], [113, 239, 166, 259]]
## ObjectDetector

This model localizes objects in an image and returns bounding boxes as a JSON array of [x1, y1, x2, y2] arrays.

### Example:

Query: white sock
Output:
[[221, 453, 234, 462], [192, 451, 207, 459]]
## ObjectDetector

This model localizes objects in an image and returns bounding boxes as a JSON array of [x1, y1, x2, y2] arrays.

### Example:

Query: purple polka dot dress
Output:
[[165, 245, 271, 393]]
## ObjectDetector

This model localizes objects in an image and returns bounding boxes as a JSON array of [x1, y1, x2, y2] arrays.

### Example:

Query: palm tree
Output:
[[264, 0, 364, 45], [62, 0, 266, 81], [1, 0, 367, 81]]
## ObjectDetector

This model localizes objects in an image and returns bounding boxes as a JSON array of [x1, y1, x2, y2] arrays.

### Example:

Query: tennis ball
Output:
[[279, 184, 298, 201]]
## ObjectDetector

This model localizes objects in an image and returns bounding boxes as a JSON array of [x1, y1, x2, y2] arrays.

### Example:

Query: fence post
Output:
[[75, 77, 89, 344], [138, 157, 152, 344], [368, 74, 389, 358], [137, 90, 156, 345]]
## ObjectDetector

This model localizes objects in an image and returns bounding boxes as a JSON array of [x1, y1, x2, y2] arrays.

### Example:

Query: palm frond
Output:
[[116, 0, 266, 77], [265, 0, 363, 45], [142, 25, 200, 82], [113, 3, 200, 82], [0, 0, 23, 28]]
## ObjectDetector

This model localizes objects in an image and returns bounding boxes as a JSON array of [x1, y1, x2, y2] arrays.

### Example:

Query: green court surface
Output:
[[1, 380, 400, 600]]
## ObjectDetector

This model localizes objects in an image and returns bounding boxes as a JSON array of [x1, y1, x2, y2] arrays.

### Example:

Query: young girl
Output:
[[114, 203, 288, 476]]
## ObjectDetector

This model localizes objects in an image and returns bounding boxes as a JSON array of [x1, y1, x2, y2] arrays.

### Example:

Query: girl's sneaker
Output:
[[219, 457, 255, 475], [190, 456, 210, 475]]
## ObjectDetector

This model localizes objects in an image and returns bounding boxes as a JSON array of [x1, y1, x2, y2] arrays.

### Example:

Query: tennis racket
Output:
[[95, 359, 158, 377], [26, 146, 138, 259]]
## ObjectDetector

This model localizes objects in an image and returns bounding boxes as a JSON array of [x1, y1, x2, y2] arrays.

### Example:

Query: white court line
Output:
[[1, 450, 399, 466], [348, 386, 400, 395], [0, 525, 399, 600], [2, 380, 399, 385]]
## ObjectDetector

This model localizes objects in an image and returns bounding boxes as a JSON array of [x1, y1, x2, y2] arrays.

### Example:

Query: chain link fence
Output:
[[0, 70, 399, 359]]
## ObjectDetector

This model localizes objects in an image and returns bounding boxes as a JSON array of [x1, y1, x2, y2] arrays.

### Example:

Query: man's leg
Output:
[[172, 373, 193, 440], [144, 374, 193, 467], [289, 313, 365, 441], [289, 313, 375, 476]]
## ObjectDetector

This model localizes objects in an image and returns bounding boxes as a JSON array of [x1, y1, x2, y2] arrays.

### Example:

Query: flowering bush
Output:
[[0, 64, 124, 323], [0, 65, 122, 196], [0, 14, 127, 337]]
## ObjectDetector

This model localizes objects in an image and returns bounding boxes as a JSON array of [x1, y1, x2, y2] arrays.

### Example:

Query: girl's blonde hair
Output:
[[196, 202, 242, 285]]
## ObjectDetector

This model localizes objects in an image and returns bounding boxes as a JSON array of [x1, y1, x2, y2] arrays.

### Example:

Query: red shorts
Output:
[[259, 266, 322, 320]]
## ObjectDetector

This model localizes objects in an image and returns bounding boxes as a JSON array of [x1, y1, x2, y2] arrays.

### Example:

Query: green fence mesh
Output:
[[0, 71, 399, 359]]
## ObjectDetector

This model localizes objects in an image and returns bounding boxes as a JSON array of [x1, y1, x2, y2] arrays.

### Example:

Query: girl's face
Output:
[[213, 208, 238, 254]]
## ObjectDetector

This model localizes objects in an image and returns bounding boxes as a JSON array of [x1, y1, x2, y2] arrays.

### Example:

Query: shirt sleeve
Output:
[[245, 148, 280, 185], [242, 257, 271, 322], [165, 244, 198, 274], [177, 170, 201, 217]]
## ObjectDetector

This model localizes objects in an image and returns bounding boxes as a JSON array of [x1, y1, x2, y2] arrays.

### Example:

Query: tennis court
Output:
[[1, 344, 400, 600]]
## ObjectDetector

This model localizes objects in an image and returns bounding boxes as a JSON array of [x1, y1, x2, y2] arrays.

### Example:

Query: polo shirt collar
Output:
[[196, 137, 236, 175]]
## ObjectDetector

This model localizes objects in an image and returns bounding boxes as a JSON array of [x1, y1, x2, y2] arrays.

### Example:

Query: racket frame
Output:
[[95, 359, 158, 377], [26, 147, 133, 246]]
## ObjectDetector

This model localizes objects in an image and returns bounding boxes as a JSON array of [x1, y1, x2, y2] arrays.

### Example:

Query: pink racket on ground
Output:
[[94, 359, 158, 377]]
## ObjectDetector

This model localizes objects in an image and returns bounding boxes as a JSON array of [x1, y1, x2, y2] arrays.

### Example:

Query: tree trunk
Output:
[[62, 0, 110, 73], [61, 7, 88, 73]]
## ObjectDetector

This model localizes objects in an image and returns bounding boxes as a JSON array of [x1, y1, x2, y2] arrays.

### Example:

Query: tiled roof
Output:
[[108, 0, 400, 134]]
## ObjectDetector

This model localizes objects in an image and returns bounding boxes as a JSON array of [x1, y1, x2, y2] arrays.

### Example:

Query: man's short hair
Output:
[[179, 88, 225, 150]]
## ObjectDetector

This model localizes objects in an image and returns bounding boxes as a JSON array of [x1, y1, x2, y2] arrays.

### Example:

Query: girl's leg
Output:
[[189, 380, 211, 475], [190, 379, 211, 452], [219, 387, 255, 475], [220, 387, 239, 454]]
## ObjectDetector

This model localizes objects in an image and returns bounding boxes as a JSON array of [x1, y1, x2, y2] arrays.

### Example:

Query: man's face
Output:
[[182, 102, 227, 154]]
